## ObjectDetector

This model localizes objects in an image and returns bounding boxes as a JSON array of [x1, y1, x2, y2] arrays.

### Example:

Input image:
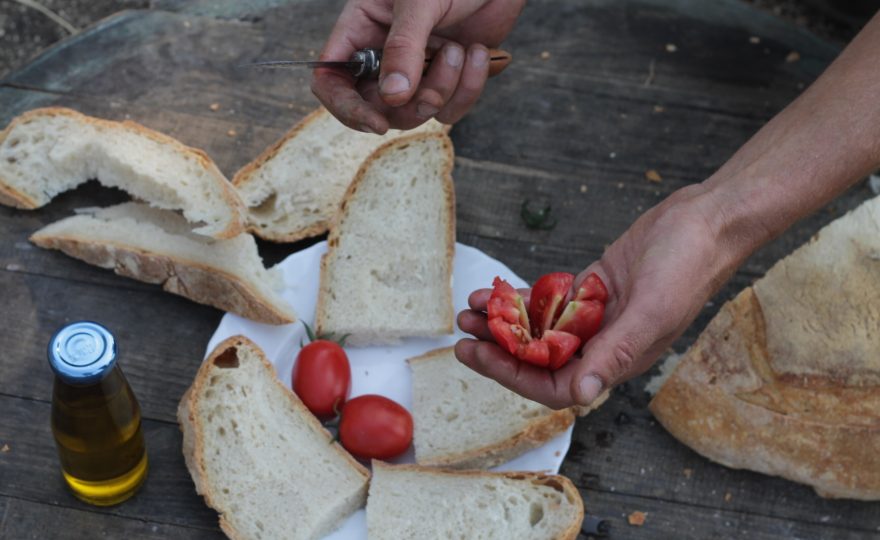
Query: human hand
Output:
[[311, 0, 524, 134], [455, 184, 748, 409]]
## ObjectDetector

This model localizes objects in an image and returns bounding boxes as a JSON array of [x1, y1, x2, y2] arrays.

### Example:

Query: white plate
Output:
[[206, 241, 573, 540]]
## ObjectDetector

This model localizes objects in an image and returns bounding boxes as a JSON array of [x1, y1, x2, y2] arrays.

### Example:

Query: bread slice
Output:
[[178, 336, 370, 540], [409, 347, 576, 469], [650, 195, 880, 500], [315, 132, 455, 345], [233, 107, 448, 243], [366, 462, 583, 540], [30, 203, 295, 324], [0, 107, 244, 238]]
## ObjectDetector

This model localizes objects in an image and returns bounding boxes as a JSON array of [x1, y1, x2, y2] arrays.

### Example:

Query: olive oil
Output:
[[48, 322, 148, 506]]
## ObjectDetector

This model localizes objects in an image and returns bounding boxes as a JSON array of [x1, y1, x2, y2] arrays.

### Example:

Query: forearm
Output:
[[703, 12, 880, 265]]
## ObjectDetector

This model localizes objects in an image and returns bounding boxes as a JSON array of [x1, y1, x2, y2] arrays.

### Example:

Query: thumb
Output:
[[379, 1, 445, 106], [569, 300, 668, 406]]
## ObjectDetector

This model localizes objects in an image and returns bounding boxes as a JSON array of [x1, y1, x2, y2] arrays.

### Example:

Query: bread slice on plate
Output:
[[650, 195, 880, 500], [233, 106, 448, 243], [315, 132, 455, 345], [0, 107, 244, 238], [178, 336, 369, 540], [367, 461, 583, 540], [409, 347, 577, 469], [30, 203, 296, 324]]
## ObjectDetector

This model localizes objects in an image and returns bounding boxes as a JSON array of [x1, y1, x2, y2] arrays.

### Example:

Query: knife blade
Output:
[[241, 47, 512, 79]]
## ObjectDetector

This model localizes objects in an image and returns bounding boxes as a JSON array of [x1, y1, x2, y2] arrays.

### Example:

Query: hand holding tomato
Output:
[[456, 185, 742, 409]]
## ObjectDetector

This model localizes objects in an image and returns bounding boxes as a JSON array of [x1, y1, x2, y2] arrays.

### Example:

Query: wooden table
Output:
[[1, 0, 877, 538]]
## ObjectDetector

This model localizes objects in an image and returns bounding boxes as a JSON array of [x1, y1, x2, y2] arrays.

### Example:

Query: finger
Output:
[[456, 310, 493, 341], [379, 1, 445, 106], [312, 70, 390, 134], [435, 44, 491, 125], [569, 296, 670, 406], [454, 339, 574, 409], [467, 287, 531, 312], [410, 42, 466, 121]]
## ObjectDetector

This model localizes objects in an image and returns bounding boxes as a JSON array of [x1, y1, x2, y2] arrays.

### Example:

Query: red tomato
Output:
[[339, 395, 413, 460], [292, 340, 351, 420], [487, 272, 608, 370]]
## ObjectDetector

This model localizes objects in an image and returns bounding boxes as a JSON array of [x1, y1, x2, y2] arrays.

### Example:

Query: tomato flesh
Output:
[[292, 340, 351, 420], [487, 273, 608, 370], [339, 395, 413, 460]]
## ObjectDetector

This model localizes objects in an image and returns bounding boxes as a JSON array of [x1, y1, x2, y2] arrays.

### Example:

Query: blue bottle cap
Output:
[[48, 321, 117, 385]]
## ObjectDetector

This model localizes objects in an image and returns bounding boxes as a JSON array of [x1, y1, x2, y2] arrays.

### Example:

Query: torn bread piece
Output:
[[367, 461, 583, 540], [409, 347, 578, 469], [233, 107, 448, 242], [178, 336, 369, 540], [650, 195, 880, 500], [31, 203, 295, 324], [0, 107, 244, 238], [315, 132, 455, 345]]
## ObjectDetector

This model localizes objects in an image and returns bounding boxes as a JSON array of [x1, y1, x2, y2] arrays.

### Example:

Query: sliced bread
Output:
[[409, 347, 576, 469], [315, 132, 455, 345], [366, 462, 584, 540], [30, 203, 295, 324], [233, 107, 448, 242], [0, 107, 244, 238], [649, 195, 880, 500], [178, 336, 370, 540]]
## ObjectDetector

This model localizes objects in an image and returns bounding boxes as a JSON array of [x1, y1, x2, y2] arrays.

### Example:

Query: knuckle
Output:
[[608, 339, 637, 383]]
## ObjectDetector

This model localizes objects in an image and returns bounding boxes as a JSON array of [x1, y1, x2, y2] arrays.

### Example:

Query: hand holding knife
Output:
[[243, 47, 512, 79]]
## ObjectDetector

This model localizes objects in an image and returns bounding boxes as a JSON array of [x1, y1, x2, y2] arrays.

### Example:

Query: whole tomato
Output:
[[292, 335, 351, 421], [339, 395, 413, 460]]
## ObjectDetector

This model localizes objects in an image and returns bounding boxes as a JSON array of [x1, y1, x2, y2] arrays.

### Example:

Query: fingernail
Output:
[[416, 102, 439, 119], [379, 72, 410, 95], [445, 45, 464, 67], [359, 124, 377, 134], [578, 375, 604, 404], [471, 48, 489, 67]]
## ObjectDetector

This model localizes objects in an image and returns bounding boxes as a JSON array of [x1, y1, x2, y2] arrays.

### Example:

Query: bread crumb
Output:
[[683, 468, 693, 479], [665, 43, 677, 53], [653, 105, 665, 113], [785, 51, 801, 63], [1, 443, 9, 453], [288, 103, 295, 109], [645, 169, 662, 183], [540, 51, 551, 60], [227, 129, 237, 137], [749, 36, 761, 44], [616, 182, 625, 189], [5, 263, 21, 272], [554, 451, 561, 457], [209, 103, 220, 112], [308, 49, 316, 57], [724, 492, 733, 502], [580, 185, 588, 193], [628, 511, 647, 526], [183, 20, 191, 28]]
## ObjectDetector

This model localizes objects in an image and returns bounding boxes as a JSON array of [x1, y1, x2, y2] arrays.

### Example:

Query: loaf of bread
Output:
[[366, 461, 584, 540], [315, 132, 455, 345], [30, 203, 296, 324], [233, 107, 448, 242], [178, 336, 369, 540], [409, 347, 576, 469], [0, 107, 244, 238], [650, 195, 880, 500]]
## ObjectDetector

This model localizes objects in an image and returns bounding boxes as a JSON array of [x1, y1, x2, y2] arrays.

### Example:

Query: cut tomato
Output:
[[487, 272, 608, 370]]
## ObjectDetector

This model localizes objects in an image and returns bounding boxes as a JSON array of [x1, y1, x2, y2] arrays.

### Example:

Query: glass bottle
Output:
[[48, 321, 148, 506]]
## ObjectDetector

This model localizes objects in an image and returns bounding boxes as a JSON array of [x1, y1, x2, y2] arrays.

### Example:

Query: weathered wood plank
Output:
[[0, 496, 224, 539], [0, 394, 220, 531]]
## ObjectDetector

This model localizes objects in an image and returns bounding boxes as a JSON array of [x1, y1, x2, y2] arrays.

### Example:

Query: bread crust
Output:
[[178, 336, 370, 539], [650, 287, 880, 500], [0, 107, 245, 238], [408, 347, 577, 469], [370, 461, 584, 540], [315, 131, 456, 340], [233, 107, 453, 243], [30, 231, 295, 325]]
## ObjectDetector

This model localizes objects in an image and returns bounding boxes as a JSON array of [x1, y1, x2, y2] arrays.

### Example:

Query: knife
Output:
[[242, 47, 512, 79]]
